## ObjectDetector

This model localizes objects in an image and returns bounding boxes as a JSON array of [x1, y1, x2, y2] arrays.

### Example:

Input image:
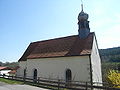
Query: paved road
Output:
[[0, 82, 49, 90]]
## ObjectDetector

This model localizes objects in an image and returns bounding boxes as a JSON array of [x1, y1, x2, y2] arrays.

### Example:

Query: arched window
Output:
[[65, 69, 72, 82], [33, 69, 37, 83]]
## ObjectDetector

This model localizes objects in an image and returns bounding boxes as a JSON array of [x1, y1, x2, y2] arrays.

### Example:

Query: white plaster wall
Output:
[[16, 61, 27, 77], [0, 70, 11, 76], [25, 56, 91, 82], [91, 36, 102, 84]]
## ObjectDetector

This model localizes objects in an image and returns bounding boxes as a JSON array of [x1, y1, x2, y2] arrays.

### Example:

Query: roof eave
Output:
[[26, 54, 91, 60]]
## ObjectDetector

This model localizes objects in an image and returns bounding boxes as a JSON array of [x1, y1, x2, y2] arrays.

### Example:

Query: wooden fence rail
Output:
[[0, 75, 120, 90]]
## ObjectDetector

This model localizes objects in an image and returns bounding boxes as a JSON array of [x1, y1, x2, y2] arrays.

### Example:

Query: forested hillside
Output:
[[99, 47, 120, 62], [99, 47, 120, 83], [0, 61, 18, 68]]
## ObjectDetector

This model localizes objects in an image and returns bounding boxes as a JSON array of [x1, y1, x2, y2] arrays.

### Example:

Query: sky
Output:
[[0, 0, 120, 62]]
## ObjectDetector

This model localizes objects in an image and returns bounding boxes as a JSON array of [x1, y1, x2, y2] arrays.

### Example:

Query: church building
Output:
[[17, 5, 102, 85]]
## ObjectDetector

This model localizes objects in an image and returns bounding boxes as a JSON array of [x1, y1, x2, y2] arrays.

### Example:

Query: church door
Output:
[[33, 69, 37, 83], [66, 69, 72, 82]]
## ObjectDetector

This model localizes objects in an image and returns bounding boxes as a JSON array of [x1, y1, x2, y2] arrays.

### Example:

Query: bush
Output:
[[106, 70, 120, 88]]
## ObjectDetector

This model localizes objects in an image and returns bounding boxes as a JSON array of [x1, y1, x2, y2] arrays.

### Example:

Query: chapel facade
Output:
[[17, 5, 102, 85]]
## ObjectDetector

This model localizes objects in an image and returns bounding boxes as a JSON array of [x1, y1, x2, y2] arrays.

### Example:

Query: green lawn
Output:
[[0, 78, 24, 84]]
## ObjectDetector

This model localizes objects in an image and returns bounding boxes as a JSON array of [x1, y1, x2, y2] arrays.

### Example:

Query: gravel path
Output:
[[0, 81, 9, 86], [0, 81, 49, 90]]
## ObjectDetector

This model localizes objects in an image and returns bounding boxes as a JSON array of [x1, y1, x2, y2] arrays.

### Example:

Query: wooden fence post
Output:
[[58, 79, 60, 90], [12, 76, 13, 79], [23, 75, 26, 84], [38, 77, 40, 83], [3, 74, 5, 78], [86, 82, 88, 90]]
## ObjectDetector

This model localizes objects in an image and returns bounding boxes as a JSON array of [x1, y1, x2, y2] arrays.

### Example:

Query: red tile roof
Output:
[[0, 67, 11, 70], [19, 33, 94, 61], [0, 67, 6, 70], [8, 70, 16, 74]]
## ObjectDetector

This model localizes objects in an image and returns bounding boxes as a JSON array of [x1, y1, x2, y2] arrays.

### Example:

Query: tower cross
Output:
[[81, 0, 83, 11]]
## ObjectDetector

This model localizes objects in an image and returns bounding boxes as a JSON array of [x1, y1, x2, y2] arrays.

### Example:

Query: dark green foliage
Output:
[[99, 47, 120, 62], [110, 57, 120, 62], [118, 64, 120, 71], [0, 62, 18, 68], [99, 47, 120, 56], [100, 47, 120, 83], [0, 61, 3, 66], [101, 62, 120, 83]]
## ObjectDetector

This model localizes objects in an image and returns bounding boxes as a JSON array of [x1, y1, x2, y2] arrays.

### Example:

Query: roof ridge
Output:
[[31, 35, 78, 44]]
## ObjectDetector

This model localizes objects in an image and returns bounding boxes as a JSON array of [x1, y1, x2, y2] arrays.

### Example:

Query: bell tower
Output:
[[78, 4, 90, 39]]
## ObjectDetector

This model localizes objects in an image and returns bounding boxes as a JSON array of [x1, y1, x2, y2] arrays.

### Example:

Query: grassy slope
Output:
[[0, 78, 24, 84]]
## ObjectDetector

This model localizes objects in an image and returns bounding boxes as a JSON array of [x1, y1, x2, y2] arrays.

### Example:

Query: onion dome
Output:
[[78, 4, 89, 20]]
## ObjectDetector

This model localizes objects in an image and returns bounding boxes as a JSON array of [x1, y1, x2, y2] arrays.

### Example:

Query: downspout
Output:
[[89, 54, 93, 86], [25, 60, 27, 77]]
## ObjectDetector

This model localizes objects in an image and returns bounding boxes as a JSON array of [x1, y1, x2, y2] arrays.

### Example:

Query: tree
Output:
[[106, 70, 120, 88], [0, 61, 3, 66], [0, 61, 18, 68]]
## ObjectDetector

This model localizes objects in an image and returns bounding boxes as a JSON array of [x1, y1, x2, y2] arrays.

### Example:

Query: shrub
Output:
[[106, 70, 120, 88]]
